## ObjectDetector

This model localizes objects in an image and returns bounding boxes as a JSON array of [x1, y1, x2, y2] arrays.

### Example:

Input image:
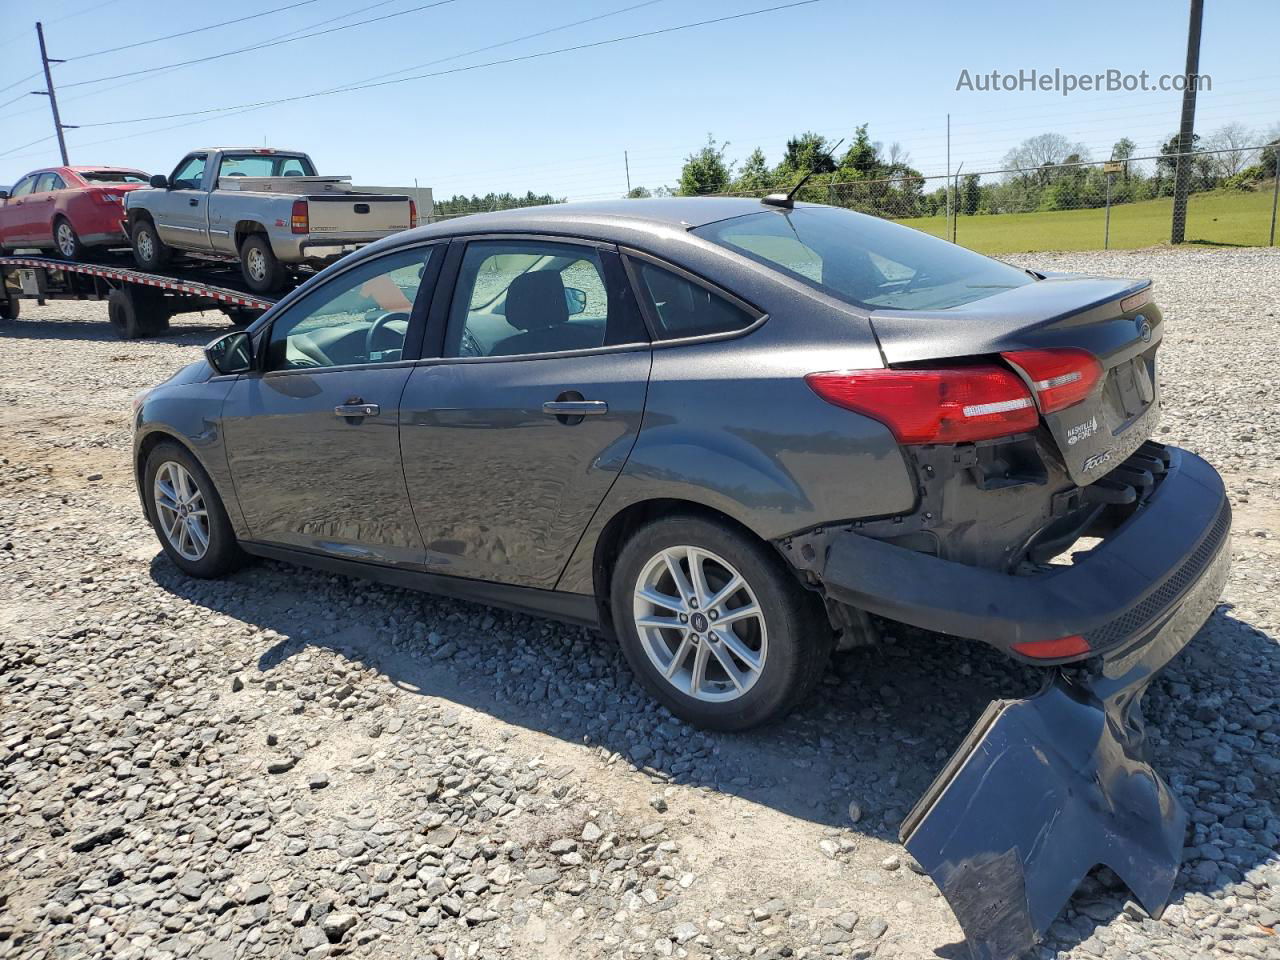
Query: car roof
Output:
[[395, 197, 808, 245], [188, 147, 308, 154]]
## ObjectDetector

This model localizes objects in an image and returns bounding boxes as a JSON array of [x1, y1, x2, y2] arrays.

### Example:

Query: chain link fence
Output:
[[717, 145, 1279, 254], [415, 145, 1278, 254]]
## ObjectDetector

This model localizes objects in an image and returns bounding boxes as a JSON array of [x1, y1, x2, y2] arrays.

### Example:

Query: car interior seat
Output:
[[492, 271, 600, 355]]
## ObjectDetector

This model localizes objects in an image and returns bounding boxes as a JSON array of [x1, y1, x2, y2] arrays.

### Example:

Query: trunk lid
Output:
[[869, 275, 1160, 486]]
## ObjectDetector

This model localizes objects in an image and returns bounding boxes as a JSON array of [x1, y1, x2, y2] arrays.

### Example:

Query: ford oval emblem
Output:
[[1135, 314, 1152, 343]]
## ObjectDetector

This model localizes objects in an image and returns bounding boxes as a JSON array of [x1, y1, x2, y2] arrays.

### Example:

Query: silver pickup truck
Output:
[[124, 148, 414, 293]]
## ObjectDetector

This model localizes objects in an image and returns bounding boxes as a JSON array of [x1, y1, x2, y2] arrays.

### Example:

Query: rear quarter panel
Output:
[[555, 315, 917, 595]]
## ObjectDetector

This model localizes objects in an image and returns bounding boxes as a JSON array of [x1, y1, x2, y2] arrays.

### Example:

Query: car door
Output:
[[155, 153, 210, 250], [220, 242, 444, 566], [399, 237, 652, 588], [26, 172, 64, 247], [0, 175, 38, 245]]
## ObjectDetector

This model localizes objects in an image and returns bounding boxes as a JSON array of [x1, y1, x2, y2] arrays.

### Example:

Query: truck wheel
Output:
[[222, 306, 261, 329], [54, 218, 85, 260], [132, 218, 170, 270], [108, 288, 169, 339], [239, 235, 285, 294], [0, 296, 19, 322]]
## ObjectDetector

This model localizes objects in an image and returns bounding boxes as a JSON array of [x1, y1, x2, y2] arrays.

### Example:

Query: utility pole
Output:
[[624, 150, 631, 195], [34, 22, 72, 165], [945, 114, 952, 243], [1170, 0, 1203, 244]]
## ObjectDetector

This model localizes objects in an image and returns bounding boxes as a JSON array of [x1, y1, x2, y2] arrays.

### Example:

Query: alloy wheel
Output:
[[56, 222, 76, 257], [632, 545, 768, 702], [153, 461, 210, 561], [137, 229, 154, 261]]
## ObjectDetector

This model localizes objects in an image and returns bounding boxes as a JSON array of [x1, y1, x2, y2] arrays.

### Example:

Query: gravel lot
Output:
[[1, 246, 1277, 960]]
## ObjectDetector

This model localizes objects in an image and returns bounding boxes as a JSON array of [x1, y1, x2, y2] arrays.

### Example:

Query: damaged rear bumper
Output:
[[814, 445, 1231, 959]]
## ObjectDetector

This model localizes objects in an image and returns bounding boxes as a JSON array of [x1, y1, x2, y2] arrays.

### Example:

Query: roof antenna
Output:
[[761, 138, 844, 209]]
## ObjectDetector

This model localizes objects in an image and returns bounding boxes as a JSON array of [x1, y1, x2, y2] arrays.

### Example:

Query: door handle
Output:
[[334, 403, 379, 417], [542, 400, 607, 416], [188, 198, 199, 206]]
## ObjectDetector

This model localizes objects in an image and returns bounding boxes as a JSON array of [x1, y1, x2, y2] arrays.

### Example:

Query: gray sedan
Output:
[[133, 197, 1230, 959]]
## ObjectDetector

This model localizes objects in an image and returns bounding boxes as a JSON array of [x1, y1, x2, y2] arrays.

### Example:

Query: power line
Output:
[[0, 70, 42, 96], [0, 134, 55, 160], [61, 0, 461, 89], [62, 0, 325, 60], [75, 0, 825, 128]]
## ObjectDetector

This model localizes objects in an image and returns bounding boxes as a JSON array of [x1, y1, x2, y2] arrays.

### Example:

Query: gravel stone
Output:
[[2, 249, 1277, 960]]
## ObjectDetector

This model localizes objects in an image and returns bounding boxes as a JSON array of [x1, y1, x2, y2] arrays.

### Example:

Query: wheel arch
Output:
[[586, 497, 786, 638], [234, 220, 268, 250], [134, 425, 244, 536]]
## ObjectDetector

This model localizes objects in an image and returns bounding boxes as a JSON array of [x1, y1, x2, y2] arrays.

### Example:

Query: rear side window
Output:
[[633, 261, 756, 340], [80, 170, 148, 184], [694, 207, 1034, 311], [34, 173, 64, 193], [445, 240, 644, 359]]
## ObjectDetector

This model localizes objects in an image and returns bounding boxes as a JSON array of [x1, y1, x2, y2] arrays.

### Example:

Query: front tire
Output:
[[610, 516, 832, 731], [239, 234, 286, 294], [143, 441, 245, 578], [131, 218, 170, 270], [54, 217, 84, 260]]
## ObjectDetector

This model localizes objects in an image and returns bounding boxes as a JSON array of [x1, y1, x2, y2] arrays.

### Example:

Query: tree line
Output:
[[648, 121, 1280, 220]]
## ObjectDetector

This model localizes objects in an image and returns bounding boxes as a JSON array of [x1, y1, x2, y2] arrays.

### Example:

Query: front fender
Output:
[[134, 376, 243, 536]]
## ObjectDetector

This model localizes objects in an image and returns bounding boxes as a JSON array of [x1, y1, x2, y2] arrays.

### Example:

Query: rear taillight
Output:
[[290, 199, 308, 234], [806, 366, 1038, 445], [408, 199, 417, 228], [1001, 348, 1102, 414], [94, 191, 121, 204], [1011, 634, 1090, 659]]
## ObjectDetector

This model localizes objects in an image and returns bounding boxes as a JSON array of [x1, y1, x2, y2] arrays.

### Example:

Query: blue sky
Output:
[[1, 0, 1277, 197]]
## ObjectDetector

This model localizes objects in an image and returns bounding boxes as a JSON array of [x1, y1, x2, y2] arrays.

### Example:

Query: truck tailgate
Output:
[[307, 195, 411, 234]]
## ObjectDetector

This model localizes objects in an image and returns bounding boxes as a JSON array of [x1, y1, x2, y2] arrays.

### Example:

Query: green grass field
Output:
[[895, 185, 1279, 254]]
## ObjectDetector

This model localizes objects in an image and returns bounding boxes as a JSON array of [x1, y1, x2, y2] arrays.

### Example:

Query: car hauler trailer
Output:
[[0, 255, 276, 338]]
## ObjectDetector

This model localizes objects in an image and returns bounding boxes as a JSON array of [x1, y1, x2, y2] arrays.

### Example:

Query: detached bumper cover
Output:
[[818, 446, 1231, 960]]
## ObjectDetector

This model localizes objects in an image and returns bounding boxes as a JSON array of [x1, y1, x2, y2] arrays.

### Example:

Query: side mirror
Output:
[[205, 331, 254, 375], [0, 190, 9, 201], [564, 287, 587, 316], [150, 174, 169, 189]]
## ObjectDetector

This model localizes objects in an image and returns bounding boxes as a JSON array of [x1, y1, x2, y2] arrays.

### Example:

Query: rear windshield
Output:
[[80, 170, 148, 184], [693, 207, 1034, 310], [218, 154, 315, 179]]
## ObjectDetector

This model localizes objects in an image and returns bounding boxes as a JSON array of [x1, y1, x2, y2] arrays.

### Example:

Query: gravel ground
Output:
[[1, 246, 1277, 960]]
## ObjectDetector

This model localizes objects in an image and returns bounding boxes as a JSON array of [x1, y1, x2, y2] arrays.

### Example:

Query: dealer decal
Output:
[[1066, 416, 1098, 446]]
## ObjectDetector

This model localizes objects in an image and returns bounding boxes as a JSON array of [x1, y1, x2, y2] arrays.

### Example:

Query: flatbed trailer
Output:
[[0, 255, 279, 338]]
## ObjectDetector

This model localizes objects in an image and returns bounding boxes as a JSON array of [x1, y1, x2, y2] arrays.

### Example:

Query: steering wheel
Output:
[[365, 310, 410, 358]]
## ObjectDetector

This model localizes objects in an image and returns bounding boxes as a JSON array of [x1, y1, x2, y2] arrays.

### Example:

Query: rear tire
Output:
[[610, 515, 832, 731], [144, 441, 245, 578], [53, 217, 85, 260], [108, 288, 169, 339], [131, 218, 170, 270], [239, 234, 286, 294], [0, 296, 18, 322]]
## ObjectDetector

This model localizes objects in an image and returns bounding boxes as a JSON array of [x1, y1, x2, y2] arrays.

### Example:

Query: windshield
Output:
[[218, 154, 315, 179], [694, 207, 1034, 310], [79, 170, 149, 184]]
